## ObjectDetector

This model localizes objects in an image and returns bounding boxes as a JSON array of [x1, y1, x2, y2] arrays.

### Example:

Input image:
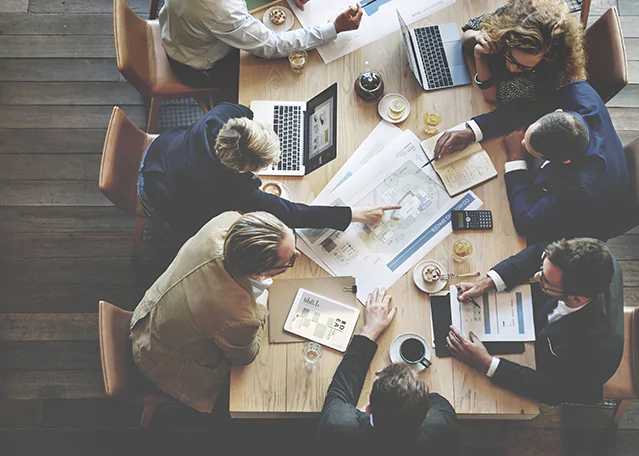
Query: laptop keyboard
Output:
[[414, 26, 454, 89], [272, 105, 302, 172]]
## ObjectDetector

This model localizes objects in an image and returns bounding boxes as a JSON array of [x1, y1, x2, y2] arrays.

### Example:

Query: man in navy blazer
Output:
[[433, 81, 629, 244]]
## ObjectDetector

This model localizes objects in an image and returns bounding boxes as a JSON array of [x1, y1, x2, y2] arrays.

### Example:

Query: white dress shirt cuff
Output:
[[486, 357, 501, 378], [466, 120, 483, 142], [318, 22, 338, 41], [504, 160, 528, 174], [486, 269, 507, 292]]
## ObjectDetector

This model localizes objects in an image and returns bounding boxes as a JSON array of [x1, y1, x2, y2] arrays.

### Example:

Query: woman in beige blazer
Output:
[[130, 211, 296, 412]]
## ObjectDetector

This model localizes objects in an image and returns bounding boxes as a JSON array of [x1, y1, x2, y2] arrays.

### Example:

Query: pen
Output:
[[421, 155, 438, 169], [457, 285, 481, 310], [359, 0, 379, 8]]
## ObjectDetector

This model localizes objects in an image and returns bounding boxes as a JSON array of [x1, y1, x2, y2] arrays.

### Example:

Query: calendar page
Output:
[[284, 288, 360, 352]]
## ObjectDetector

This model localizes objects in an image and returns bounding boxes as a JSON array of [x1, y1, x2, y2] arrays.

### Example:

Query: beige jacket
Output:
[[130, 212, 268, 413]]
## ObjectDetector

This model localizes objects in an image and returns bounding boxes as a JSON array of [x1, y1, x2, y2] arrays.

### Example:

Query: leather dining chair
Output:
[[584, 7, 628, 104], [98, 300, 171, 427], [99, 106, 157, 256], [603, 307, 639, 425], [113, 0, 219, 133]]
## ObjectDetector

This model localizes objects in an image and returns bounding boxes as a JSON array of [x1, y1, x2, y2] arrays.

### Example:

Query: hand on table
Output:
[[433, 126, 476, 159], [504, 127, 528, 162], [456, 276, 495, 302], [334, 4, 363, 33], [446, 326, 492, 373], [360, 288, 397, 342], [351, 205, 401, 225], [293, 0, 310, 11]]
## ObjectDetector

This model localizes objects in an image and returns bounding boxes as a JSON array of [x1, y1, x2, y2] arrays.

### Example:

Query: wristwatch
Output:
[[474, 73, 496, 89]]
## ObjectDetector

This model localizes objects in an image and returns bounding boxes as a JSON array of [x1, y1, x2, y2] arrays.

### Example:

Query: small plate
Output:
[[390, 332, 431, 373], [263, 6, 294, 33], [260, 181, 292, 200], [377, 93, 410, 124], [413, 259, 448, 294]]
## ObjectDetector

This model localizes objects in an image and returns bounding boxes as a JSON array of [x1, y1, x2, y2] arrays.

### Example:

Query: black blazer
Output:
[[141, 103, 351, 238], [490, 244, 625, 405], [317, 335, 458, 454], [472, 81, 629, 244]]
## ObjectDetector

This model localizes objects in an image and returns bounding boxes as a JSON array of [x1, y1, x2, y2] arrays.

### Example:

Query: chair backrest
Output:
[[98, 300, 135, 399], [99, 107, 154, 215], [113, 0, 152, 97], [604, 307, 639, 399], [585, 7, 628, 103]]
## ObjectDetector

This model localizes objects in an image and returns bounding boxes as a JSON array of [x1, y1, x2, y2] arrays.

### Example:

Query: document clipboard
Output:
[[268, 276, 358, 344], [430, 294, 525, 357]]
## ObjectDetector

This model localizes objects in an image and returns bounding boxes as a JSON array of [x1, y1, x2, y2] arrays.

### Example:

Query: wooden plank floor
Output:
[[0, 1, 638, 455]]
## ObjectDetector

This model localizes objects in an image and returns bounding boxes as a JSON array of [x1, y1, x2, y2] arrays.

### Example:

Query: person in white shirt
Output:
[[445, 238, 624, 405], [160, 0, 363, 91]]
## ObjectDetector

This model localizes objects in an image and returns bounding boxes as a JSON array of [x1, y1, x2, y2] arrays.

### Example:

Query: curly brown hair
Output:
[[481, 0, 587, 87]]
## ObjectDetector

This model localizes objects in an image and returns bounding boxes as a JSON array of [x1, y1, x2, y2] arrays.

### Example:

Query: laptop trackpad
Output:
[[444, 41, 464, 68]]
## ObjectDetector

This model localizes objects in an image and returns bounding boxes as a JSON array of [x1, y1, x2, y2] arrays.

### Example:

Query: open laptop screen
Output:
[[304, 83, 338, 174], [397, 10, 423, 89]]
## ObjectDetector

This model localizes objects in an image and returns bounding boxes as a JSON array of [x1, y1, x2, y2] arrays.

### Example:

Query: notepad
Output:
[[284, 288, 360, 352], [420, 133, 498, 197]]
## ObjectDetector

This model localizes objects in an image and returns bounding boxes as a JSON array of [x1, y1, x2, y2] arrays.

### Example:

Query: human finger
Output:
[[366, 292, 373, 307], [380, 205, 402, 211], [446, 334, 461, 353], [449, 325, 467, 343]]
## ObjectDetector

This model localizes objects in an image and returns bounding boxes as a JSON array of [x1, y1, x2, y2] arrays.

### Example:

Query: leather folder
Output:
[[430, 294, 525, 357], [268, 276, 358, 344]]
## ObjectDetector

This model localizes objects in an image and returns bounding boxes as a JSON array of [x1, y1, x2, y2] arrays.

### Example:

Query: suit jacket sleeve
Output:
[[471, 98, 552, 140], [215, 310, 267, 365], [417, 393, 458, 451], [505, 170, 592, 241], [317, 335, 377, 444], [237, 189, 352, 230], [492, 243, 547, 290]]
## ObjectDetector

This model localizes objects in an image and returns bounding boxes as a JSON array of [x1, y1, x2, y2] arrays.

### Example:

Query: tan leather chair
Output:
[[98, 300, 171, 427], [603, 307, 639, 425], [99, 107, 157, 255], [113, 0, 220, 133], [585, 7, 628, 104]]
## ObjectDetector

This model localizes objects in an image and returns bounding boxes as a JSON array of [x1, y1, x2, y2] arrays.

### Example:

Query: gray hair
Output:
[[223, 212, 290, 276], [215, 118, 280, 173]]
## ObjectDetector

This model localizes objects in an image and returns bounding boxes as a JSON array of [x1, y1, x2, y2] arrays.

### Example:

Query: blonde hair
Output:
[[223, 212, 290, 276], [482, 0, 587, 87], [215, 118, 280, 173]]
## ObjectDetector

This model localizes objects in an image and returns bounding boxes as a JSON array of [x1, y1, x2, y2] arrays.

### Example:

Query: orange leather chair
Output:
[[113, 0, 220, 133], [98, 300, 172, 427], [99, 106, 157, 255], [585, 7, 628, 104], [603, 307, 639, 425]]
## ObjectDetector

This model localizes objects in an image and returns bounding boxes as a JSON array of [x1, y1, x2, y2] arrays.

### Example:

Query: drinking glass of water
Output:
[[302, 341, 323, 369]]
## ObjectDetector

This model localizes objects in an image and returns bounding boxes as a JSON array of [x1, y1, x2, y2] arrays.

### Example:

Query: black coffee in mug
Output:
[[400, 338, 425, 362]]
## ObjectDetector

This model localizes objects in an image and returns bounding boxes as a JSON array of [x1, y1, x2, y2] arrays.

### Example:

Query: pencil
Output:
[[359, 0, 379, 8]]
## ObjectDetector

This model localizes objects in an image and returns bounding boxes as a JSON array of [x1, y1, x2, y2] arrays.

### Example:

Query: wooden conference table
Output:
[[230, 0, 539, 419]]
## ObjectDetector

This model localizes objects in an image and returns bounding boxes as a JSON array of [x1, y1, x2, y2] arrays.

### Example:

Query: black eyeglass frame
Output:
[[503, 48, 538, 73]]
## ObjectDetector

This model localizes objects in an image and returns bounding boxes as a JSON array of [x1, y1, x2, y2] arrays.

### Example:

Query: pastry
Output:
[[269, 8, 287, 26], [422, 264, 442, 283]]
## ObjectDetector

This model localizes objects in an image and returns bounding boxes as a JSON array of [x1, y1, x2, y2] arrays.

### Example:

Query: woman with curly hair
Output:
[[461, 0, 587, 104]]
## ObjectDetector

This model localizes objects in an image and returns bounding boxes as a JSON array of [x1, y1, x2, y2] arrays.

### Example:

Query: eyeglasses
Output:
[[264, 228, 298, 273], [504, 49, 537, 72], [537, 263, 565, 295]]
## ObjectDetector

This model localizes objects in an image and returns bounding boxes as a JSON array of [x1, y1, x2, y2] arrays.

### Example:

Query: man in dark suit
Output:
[[447, 238, 624, 405], [317, 288, 458, 453], [138, 102, 397, 238], [433, 81, 629, 243]]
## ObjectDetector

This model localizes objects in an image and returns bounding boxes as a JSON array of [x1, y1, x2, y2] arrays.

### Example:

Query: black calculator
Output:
[[451, 210, 493, 231]]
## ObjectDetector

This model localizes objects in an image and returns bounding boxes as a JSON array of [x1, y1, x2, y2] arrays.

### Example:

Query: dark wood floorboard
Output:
[[0, 1, 637, 454]]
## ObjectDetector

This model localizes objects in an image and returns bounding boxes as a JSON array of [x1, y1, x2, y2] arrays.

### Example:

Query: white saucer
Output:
[[390, 332, 432, 372], [377, 93, 410, 124], [261, 181, 292, 200], [262, 6, 294, 33], [413, 259, 448, 294]]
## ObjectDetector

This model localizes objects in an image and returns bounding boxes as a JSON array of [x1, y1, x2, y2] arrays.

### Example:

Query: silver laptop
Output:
[[397, 10, 471, 91], [250, 83, 338, 177]]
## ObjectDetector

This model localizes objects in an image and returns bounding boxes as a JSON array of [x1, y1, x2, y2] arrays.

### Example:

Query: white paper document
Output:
[[450, 285, 536, 342], [287, 0, 456, 63], [297, 129, 483, 302], [284, 288, 360, 352]]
